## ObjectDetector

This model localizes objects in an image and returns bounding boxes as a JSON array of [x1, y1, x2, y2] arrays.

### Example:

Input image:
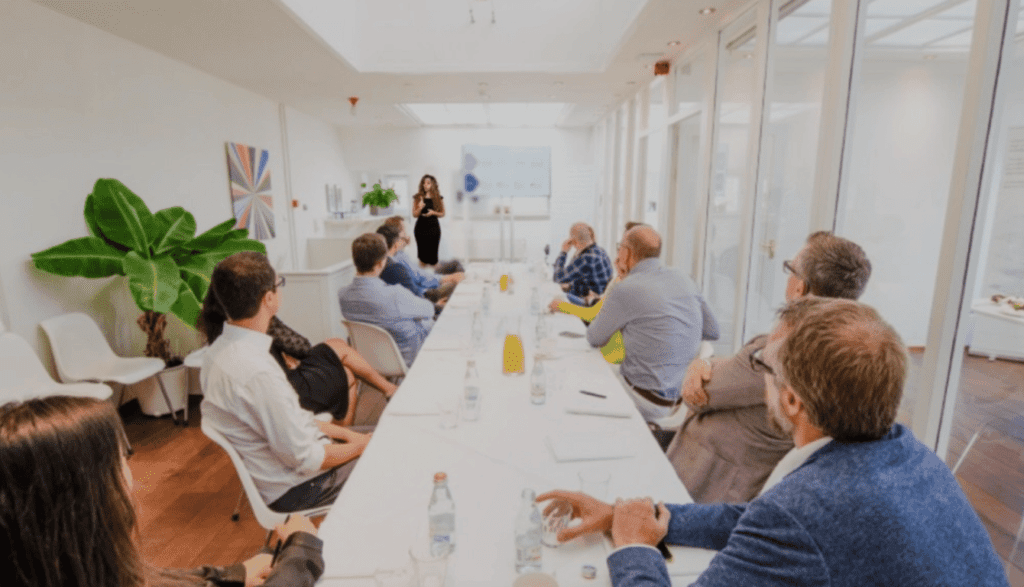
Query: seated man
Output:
[[667, 231, 871, 503], [381, 216, 463, 303], [587, 225, 719, 421], [376, 224, 421, 296], [553, 222, 614, 305], [338, 233, 435, 367], [200, 252, 372, 513], [540, 297, 1008, 587]]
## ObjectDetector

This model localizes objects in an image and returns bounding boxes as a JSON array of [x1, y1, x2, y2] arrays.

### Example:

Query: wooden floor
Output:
[[124, 389, 387, 570], [127, 358, 1023, 583]]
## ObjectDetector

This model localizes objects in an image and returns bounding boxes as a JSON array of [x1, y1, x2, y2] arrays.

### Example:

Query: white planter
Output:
[[124, 364, 194, 417]]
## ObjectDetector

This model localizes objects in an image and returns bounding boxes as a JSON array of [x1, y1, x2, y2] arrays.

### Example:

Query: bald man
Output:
[[553, 222, 614, 306], [587, 226, 719, 421]]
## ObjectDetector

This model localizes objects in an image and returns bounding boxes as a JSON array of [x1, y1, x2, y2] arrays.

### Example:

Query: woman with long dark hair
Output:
[[412, 174, 445, 266], [0, 395, 323, 587]]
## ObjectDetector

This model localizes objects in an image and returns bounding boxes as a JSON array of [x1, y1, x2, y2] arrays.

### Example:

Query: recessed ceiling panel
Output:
[[868, 0, 956, 18], [281, 0, 651, 73]]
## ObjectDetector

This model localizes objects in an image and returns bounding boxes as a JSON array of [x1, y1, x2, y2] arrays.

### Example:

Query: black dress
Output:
[[414, 196, 442, 265], [267, 317, 349, 420]]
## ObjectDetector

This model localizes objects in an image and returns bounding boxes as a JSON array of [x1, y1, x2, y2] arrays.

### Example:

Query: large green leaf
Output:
[[178, 255, 219, 302], [180, 218, 237, 252], [150, 207, 196, 256], [123, 251, 181, 313], [93, 179, 154, 255], [169, 281, 202, 330], [31, 236, 126, 278]]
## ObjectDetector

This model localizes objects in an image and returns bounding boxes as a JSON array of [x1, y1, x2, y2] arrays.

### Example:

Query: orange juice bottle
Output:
[[502, 316, 525, 375], [499, 274, 509, 292]]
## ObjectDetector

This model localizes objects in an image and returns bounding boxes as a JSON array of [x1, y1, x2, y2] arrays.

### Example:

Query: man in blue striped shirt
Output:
[[553, 223, 614, 305]]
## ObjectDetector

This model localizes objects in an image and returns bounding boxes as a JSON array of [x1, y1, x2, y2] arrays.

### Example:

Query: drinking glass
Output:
[[541, 499, 572, 547], [438, 395, 459, 429], [409, 544, 448, 587]]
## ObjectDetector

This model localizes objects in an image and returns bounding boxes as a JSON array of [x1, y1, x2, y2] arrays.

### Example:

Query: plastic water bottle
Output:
[[530, 359, 546, 405], [463, 359, 481, 421], [515, 489, 543, 573], [428, 472, 455, 556], [471, 310, 485, 348], [535, 314, 547, 343], [481, 286, 492, 314], [530, 286, 542, 315]]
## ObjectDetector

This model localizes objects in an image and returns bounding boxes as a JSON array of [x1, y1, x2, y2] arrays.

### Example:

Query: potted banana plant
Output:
[[31, 178, 266, 365]]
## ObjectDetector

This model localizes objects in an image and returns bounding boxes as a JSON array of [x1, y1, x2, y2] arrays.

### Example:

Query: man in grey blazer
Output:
[[666, 231, 871, 503]]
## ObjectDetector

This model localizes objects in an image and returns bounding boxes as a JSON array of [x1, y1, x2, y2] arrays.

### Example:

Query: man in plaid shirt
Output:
[[553, 223, 614, 305]]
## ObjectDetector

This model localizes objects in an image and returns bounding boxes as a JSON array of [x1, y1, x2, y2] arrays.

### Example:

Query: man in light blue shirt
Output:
[[339, 233, 435, 367], [587, 225, 719, 421]]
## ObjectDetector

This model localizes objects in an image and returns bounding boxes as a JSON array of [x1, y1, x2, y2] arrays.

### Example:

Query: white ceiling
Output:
[[281, 0, 650, 73], [30, 0, 750, 128]]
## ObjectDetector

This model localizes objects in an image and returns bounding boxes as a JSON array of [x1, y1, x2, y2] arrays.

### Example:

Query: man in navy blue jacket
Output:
[[540, 297, 1008, 587]]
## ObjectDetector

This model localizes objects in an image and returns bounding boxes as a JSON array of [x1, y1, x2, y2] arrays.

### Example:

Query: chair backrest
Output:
[[39, 312, 118, 383], [201, 419, 290, 530], [0, 333, 112, 404], [342, 320, 409, 378]]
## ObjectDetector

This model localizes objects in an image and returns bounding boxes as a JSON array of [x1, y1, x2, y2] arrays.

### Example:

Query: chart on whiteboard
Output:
[[461, 145, 551, 198]]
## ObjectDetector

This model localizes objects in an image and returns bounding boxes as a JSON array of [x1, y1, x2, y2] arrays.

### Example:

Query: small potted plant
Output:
[[361, 182, 398, 216]]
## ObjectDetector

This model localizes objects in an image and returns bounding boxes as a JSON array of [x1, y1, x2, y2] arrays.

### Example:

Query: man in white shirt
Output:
[[200, 252, 371, 512]]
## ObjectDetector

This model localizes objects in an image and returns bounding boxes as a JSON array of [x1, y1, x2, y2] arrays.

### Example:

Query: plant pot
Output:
[[125, 364, 193, 417], [370, 205, 394, 216]]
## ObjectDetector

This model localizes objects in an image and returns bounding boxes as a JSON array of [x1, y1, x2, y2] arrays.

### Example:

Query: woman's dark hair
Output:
[[0, 396, 146, 587], [414, 174, 445, 216], [197, 251, 276, 344]]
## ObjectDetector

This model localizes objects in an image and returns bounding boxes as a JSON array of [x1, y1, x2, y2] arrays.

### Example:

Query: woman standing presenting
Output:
[[412, 174, 445, 266]]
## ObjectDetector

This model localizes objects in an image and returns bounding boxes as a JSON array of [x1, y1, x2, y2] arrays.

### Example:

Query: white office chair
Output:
[[650, 341, 715, 432], [342, 320, 409, 381], [0, 332, 112, 404], [200, 419, 332, 531], [39, 312, 184, 424]]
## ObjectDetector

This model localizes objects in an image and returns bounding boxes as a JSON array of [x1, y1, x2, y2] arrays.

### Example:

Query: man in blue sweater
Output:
[[540, 297, 1008, 587]]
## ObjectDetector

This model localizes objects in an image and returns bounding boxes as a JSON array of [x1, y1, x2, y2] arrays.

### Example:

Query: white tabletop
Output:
[[318, 264, 714, 586]]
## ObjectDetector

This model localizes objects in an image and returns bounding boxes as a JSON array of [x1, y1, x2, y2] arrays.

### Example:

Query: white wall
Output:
[[0, 0, 351, 371], [337, 127, 596, 260]]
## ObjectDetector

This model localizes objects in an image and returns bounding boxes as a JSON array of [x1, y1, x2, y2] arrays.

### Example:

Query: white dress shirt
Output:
[[758, 436, 833, 496], [200, 323, 330, 504]]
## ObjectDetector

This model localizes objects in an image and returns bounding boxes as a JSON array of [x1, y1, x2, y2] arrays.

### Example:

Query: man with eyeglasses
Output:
[[666, 231, 871, 503], [586, 225, 720, 421], [539, 297, 1008, 587]]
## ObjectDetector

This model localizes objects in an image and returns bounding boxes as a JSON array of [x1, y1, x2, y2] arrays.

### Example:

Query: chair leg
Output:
[[951, 428, 984, 475], [232, 488, 245, 522], [153, 372, 181, 426]]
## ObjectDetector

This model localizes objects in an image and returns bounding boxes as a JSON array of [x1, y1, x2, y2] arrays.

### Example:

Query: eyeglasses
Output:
[[782, 260, 801, 278], [749, 348, 774, 375], [275, 276, 286, 289]]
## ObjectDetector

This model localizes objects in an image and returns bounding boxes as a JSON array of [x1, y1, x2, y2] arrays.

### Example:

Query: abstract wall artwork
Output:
[[225, 142, 275, 240]]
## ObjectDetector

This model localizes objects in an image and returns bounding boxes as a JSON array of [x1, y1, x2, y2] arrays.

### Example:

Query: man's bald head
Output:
[[622, 226, 661, 260], [570, 223, 595, 246]]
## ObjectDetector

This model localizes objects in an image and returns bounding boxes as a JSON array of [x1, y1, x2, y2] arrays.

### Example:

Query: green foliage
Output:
[[361, 183, 398, 208], [31, 178, 267, 329]]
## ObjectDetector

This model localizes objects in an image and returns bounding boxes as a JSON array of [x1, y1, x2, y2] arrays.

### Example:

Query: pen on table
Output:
[[579, 390, 607, 399]]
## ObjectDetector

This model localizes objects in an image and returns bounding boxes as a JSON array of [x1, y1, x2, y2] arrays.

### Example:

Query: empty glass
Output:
[[410, 544, 448, 587], [541, 499, 572, 547]]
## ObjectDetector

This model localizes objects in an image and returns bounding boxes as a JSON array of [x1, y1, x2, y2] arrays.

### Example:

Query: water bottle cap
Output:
[[434, 472, 447, 483]]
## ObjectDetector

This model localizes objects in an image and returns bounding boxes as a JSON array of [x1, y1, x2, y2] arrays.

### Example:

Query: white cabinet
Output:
[[277, 261, 355, 344], [968, 301, 1024, 361]]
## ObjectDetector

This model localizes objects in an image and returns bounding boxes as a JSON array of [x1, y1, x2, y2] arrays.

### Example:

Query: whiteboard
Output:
[[461, 144, 551, 197]]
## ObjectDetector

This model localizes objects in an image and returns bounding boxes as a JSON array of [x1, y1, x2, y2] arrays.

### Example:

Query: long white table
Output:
[[318, 264, 715, 586]]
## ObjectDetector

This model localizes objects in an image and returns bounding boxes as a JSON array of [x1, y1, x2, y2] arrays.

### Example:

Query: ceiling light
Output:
[[668, 40, 681, 47], [699, 7, 716, 15]]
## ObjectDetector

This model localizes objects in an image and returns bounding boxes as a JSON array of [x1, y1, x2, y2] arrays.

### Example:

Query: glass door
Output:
[[944, 7, 1024, 581], [702, 5, 766, 354], [741, 0, 832, 339]]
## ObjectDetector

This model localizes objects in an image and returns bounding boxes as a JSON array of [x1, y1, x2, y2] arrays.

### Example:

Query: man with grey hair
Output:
[[587, 225, 719, 421], [540, 297, 1007, 587], [553, 222, 614, 306], [667, 231, 871, 503]]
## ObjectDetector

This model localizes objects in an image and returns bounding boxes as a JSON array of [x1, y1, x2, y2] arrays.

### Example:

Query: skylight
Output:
[[402, 103, 568, 127]]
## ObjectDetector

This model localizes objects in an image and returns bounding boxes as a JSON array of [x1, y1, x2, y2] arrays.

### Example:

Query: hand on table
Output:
[[680, 358, 712, 408], [335, 428, 372, 451], [535, 490, 613, 543], [610, 498, 670, 549]]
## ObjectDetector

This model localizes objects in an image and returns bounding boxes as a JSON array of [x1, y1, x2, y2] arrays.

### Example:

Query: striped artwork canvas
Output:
[[226, 142, 275, 240]]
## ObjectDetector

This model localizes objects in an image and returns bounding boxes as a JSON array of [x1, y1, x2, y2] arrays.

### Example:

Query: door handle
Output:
[[760, 239, 776, 259]]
